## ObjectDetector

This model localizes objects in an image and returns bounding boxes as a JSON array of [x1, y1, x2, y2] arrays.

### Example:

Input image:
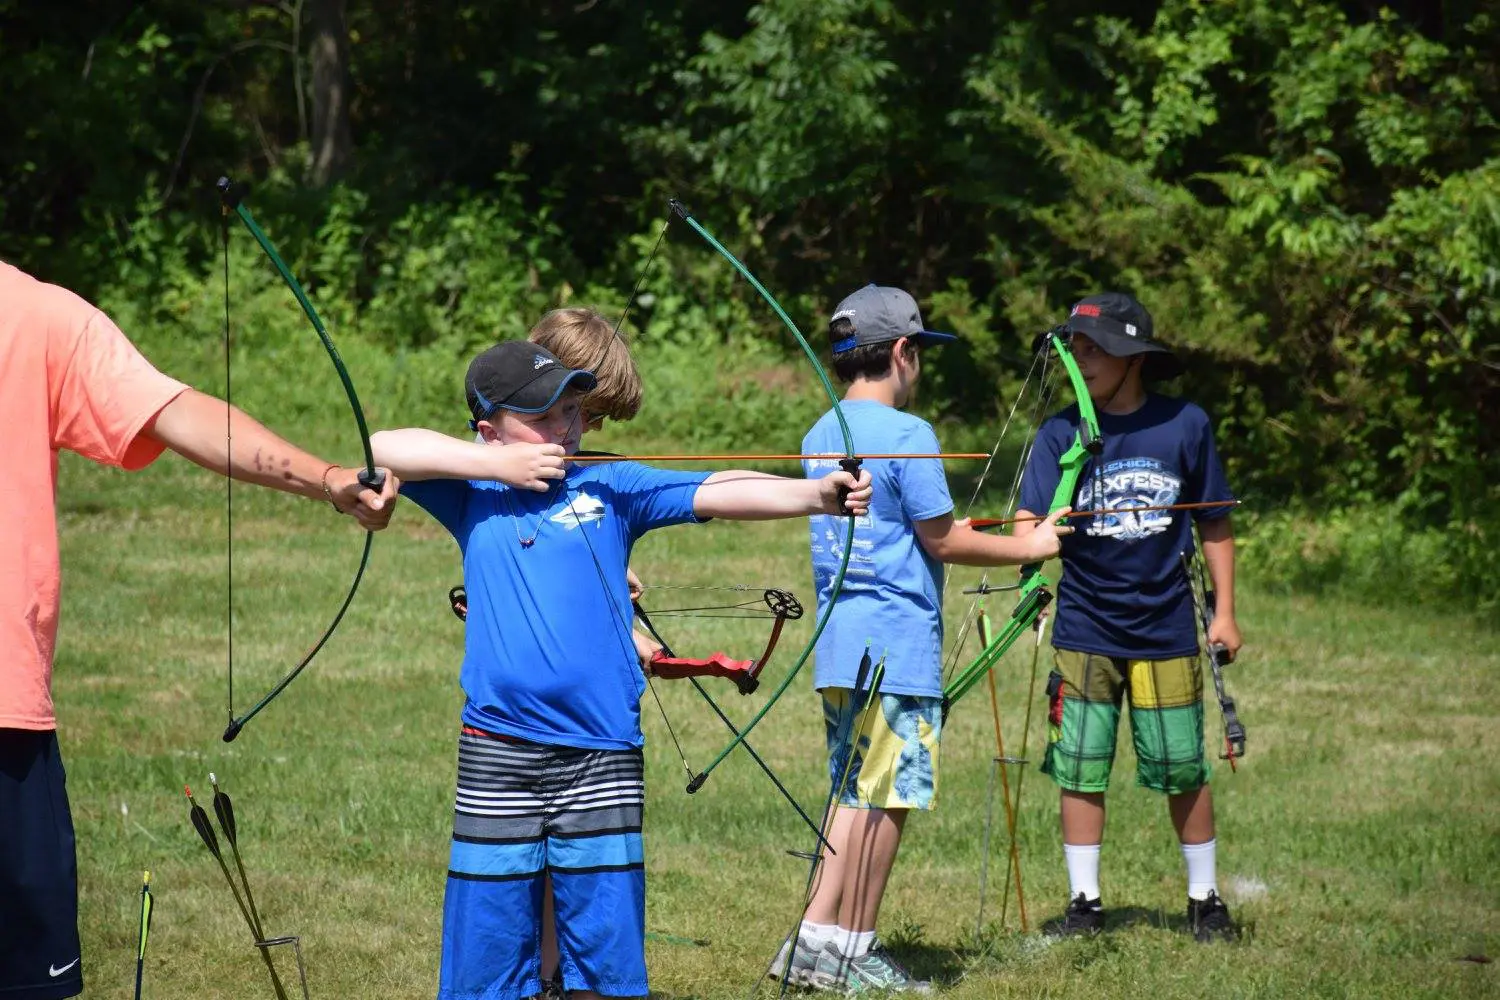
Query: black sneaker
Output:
[[1045, 893, 1104, 937], [1187, 891, 1236, 942]]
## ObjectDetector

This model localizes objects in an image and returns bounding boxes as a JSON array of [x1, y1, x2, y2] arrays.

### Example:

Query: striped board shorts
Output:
[[438, 726, 648, 1000]]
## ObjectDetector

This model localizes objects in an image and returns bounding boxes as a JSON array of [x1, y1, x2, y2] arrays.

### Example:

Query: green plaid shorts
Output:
[[1040, 648, 1210, 795]]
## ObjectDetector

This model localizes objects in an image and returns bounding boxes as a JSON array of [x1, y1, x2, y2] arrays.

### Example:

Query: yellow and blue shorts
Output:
[[1041, 649, 1210, 795], [822, 689, 943, 810]]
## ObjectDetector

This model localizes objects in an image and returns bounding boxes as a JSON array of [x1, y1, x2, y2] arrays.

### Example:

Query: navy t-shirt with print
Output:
[[1017, 394, 1233, 659], [403, 462, 710, 750]]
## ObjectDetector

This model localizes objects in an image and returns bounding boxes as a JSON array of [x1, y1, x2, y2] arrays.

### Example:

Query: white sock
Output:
[[840, 928, 876, 958], [1181, 838, 1218, 900], [800, 920, 837, 948], [1063, 842, 1102, 901]]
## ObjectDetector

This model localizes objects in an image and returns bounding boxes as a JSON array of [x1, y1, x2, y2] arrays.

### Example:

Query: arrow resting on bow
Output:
[[969, 499, 1241, 530], [568, 452, 988, 463], [942, 326, 1102, 713]]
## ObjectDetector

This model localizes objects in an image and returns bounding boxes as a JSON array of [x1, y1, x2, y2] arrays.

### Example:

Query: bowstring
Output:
[[562, 476, 700, 783], [221, 201, 236, 727], [612, 214, 673, 338], [640, 604, 779, 617]]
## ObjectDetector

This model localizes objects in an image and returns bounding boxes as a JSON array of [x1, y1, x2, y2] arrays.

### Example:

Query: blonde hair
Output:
[[527, 308, 643, 421]]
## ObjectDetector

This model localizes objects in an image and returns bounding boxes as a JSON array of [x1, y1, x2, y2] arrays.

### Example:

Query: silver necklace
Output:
[[504, 481, 559, 548]]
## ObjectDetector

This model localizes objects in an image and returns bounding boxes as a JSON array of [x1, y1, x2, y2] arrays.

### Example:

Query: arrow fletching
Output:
[[210, 772, 239, 846], [185, 786, 221, 857]]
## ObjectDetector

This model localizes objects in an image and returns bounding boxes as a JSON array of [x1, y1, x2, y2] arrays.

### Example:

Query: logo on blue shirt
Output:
[[551, 492, 606, 529]]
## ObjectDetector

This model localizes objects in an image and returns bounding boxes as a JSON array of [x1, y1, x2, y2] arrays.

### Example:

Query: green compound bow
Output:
[[943, 328, 1101, 711], [938, 327, 1100, 936]]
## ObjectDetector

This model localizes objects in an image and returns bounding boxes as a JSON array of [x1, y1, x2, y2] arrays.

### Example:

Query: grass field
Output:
[[53, 442, 1498, 1000]]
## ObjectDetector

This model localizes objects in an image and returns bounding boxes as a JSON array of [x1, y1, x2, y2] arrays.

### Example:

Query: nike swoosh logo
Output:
[[49, 959, 80, 977]]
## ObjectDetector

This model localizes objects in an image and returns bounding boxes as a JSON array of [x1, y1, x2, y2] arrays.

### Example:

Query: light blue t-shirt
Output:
[[802, 400, 955, 696], [403, 462, 710, 749]]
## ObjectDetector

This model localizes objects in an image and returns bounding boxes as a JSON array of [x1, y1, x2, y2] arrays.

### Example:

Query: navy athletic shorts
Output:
[[0, 729, 84, 999]]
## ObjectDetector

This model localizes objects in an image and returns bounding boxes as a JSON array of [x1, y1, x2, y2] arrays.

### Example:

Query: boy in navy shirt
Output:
[[779, 285, 1072, 992], [371, 341, 872, 1000], [1013, 292, 1241, 942]]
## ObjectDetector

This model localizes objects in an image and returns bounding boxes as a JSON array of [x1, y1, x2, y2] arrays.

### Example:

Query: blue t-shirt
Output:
[[802, 400, 955, 696], [403, 462, 710, 749], [1017, 394, 1233, 659]]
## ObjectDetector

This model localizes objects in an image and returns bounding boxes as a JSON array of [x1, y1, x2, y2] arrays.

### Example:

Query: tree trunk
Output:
[[307, 0, 353, 186]]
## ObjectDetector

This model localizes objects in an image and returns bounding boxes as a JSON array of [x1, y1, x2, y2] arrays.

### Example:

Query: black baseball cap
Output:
[[465, 341, 597, 426], [829, 284, 958, 354], [1063, 292, 1183, 379]]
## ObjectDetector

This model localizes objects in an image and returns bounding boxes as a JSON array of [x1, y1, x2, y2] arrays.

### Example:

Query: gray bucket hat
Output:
[[1063, 292, 1183, 379]]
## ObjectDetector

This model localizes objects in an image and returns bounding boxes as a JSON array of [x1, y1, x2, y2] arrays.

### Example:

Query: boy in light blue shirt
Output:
[[781, 285, 1071, 992]]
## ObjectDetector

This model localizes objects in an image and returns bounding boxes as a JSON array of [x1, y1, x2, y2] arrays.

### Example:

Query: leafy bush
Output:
[[1240, 506, 1499, 617]]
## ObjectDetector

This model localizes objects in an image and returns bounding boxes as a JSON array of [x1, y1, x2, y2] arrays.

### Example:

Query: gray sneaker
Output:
[[767, 935, 823, 987], [810, 941, 932, 994]]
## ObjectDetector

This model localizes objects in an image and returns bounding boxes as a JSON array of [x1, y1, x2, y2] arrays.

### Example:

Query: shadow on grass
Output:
[[888, 939, 971, 986], [1107, 904, 1254, 943]]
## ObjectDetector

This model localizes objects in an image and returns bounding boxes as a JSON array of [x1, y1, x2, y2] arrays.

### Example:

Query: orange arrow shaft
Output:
[[971, 499, 1242, 529], [569, 452, 991, 463]]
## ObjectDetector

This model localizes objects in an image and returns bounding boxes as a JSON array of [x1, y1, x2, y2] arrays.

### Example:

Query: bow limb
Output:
[[216, 178, 385, 742], [668, 202, 859, 793], [649, 651, 760, 694], [744, 587, 803, 686]]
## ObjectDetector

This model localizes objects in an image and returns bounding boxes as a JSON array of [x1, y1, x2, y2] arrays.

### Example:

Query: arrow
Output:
[[185, 785, 289, 1000], [210, 773, 272, 952], [134, 870, 153, 1000], [970, 499, 1241, 530], [568, 452, 990, 463]]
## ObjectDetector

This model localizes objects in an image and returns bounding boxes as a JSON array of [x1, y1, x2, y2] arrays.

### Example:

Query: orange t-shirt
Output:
[[1, 261, 188, 730]]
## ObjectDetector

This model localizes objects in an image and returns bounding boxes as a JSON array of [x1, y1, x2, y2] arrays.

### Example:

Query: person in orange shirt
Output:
[[0, 260, 412, 1000]]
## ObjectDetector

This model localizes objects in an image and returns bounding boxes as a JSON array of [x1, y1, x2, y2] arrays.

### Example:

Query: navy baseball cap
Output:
[[465, 341, 596, 426], [828, 284, 958, 354]]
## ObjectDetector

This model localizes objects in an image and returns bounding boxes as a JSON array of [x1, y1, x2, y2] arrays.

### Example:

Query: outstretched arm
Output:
[[693, 468, 872, 520], [144, 389, 398, 530], [916, 510, 1072, 567], [370, 428, 565, 489]]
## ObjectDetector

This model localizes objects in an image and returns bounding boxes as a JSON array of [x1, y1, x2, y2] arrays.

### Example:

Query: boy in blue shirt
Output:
[[370, 340, 872, 1000], [1012, 292, 1241, 943], [781, 285, 1072, 992]]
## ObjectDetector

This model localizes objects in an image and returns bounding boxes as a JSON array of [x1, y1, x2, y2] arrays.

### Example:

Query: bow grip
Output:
[[359, 467, 387, 490], [836, 457, 863, 515]]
